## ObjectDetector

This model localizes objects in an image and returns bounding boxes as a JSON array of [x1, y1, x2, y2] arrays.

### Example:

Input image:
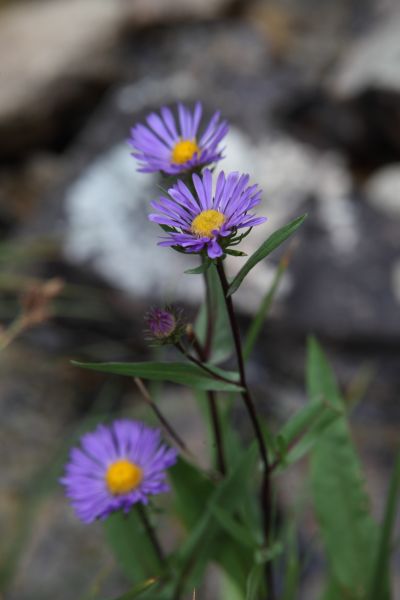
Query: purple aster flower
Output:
[[149, 169, 266, 259], [60, 420, 177, 524], [129, 102, 228, 174]]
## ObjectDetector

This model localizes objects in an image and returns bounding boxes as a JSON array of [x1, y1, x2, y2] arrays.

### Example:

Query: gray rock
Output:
[[0, 0, 123, 160], [365, 164, 400, 218], [283, 199, 400, 341], [330, 4, 400, 95], [0, 0, 242, 160], [123, 0, 238, 27]]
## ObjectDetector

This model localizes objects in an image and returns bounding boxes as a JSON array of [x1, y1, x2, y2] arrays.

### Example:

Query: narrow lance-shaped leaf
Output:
[[227, 214, 307, 296], [368, 450, 400, 600], [103, 509, 161, 584], [170, 446, 258, 596], [245, 564, 264, 600], [308, 337, 378, 597], [281, 522, 300, 600], [72, 360, 243, 393], [271, 398, 341, 471]]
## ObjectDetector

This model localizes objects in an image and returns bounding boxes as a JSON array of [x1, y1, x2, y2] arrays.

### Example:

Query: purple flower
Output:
[[149, 169, 266, 259], [60, 420, 177, 524], [129, 102, 228, 174]]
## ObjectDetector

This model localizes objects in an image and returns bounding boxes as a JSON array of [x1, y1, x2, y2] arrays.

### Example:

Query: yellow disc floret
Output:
[[105, 459, 143, 495], [191, 209, 226, 238], [171, 139, 199, 164]]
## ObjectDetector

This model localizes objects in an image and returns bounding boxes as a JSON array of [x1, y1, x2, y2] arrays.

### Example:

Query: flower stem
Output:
[[206, 390, 226, 476], [175, 340, 227, 476], [191, 332, 227, 477], [133, 377, 191, 458], [203, 265, 214, 358], [216, 259, 275, 599]]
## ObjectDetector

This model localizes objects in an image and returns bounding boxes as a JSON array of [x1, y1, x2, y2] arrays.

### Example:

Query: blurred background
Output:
[[0, 0, 399, 598]]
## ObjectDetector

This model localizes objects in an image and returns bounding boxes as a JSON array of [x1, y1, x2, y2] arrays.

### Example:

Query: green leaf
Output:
[[169, 458, 214, 528], [272, 398, 341, 470], [321, 578, 346, 600], [243, 256, 288, 361], [245, 564, 264, 600], [221, 571, 246, 600], [72, 360, 243, 393], [106, 577, 160, 600], [210, 505, 256, 548], [281, 523, 300, 600], [227, 215, 307, 296], [368, 450, 400, 600], [308, 337, 378, 597], [103, 509, 162, 584], [171, 446, 259, 595]]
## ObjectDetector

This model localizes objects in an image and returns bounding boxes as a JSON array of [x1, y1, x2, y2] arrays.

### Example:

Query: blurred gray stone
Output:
[[123, 0, 239, 27], [365, 164, 400, 218], [0, 0, 123, 159], [330, 5, 400, 95], [0, 0, 244, 161], [283, 200, 400, 341], [8, 497, 125, 600]]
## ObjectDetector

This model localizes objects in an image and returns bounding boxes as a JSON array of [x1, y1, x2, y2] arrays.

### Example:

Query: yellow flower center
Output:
[[171, 139, 199, 165], [191, 209, 226, 238], [105, 459, 143, 495]]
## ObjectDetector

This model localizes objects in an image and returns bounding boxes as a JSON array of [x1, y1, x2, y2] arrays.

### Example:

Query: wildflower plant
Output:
[[67, 102, 400, 600]]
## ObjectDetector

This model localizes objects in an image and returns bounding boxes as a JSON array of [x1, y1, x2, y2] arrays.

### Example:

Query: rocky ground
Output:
[[0, 0, 399, 598]]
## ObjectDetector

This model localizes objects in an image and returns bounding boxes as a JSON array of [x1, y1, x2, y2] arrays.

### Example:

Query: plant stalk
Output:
[[216, 259, 275, 599], [176, 345, 227, 474], [188, 330, 227, 476], [133, 377, 191, 458]]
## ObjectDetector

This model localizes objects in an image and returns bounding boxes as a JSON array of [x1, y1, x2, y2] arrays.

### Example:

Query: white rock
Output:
[[122, 0, 235, 26], [330, 6, 400, 95], [0, 0, 122, 121], [64, 127, 354, 313], [391, 259, 400, 306], [365, 165, 400, 218]]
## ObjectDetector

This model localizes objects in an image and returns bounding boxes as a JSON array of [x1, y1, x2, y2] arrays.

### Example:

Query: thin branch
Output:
[[133, 377, 191, 458], [176, 342, 227, 475]]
